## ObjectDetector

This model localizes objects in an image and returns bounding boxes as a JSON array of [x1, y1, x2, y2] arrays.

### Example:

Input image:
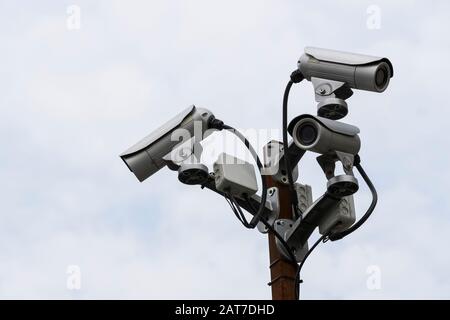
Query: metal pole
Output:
[[266, 175, 297, 300]]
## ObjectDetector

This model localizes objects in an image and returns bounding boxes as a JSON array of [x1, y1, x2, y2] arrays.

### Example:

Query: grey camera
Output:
[[298, 47, 393, 93], [288, 114, 360, 156], [120, 105, 215, 182]]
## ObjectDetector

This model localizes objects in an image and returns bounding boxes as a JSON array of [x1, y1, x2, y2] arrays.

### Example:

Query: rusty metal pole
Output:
[[266, 175, 297, 300]]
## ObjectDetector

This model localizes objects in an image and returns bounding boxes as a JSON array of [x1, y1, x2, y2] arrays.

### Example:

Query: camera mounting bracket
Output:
[[311, 77, 354, 120], [256, 187, 281, 234], [274, 219, 309, 262], [161, 140, 210, 185], [178, 163, 209, 185], [262, 140, 305, 185], [317, 152, 359, 197]]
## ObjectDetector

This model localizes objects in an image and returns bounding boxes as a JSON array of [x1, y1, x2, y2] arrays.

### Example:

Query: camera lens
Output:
[[375, 66, 388, 88], [297, 123, 317, 146]]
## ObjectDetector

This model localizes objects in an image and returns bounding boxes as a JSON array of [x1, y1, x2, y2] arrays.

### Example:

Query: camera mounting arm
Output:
[[316, 151, 359, 198], [263, 140, 306, 185], [277, 190, 344, 260], [311, 77, 353, 120]]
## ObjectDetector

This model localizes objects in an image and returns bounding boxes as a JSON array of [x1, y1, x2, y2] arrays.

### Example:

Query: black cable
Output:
[[224, 195, 246, 226], [226, 195, 299, 288], [230, 194, 252, 228], [282, 71, 304, 220], [263, 219, 298, 266], [293, 160, 377, 298], [328, 161, 378, 241], [245, 198, 297, 265], [295, 234, 328, 300], [282, 80, 301, 219]]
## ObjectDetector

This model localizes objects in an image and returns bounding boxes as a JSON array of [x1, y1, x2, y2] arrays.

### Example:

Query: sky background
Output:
[[1, 0, 449, 299]]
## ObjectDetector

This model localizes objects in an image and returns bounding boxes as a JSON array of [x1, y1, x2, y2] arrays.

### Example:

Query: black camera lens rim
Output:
[[295, 119, 320, 147], [374, 62, 390, 91]]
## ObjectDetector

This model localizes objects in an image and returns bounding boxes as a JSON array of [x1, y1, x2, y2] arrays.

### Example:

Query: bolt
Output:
[[343, 157, 352, 168]]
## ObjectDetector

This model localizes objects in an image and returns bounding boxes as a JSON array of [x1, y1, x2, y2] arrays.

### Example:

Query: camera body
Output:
[[288, 114, 360, 156], [297, 47, 394, 119], [298, 47, 393, 93], [120, 105, 215, 182]]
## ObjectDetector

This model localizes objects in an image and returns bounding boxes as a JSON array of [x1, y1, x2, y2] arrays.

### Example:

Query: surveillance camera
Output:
[[288, 114, 360, 156], [298, 47, 393, 93], [120, 105, 215, 182]]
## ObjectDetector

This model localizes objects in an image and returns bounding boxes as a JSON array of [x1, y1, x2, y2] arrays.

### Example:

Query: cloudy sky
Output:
[[1, 0, 449, 299]]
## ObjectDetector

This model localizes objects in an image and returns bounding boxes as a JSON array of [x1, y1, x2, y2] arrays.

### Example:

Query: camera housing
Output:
[[298, 47, 393, 93], [288, 114, 360, 156], [120, 105, 215, 182], [298, 47, 393, 120]]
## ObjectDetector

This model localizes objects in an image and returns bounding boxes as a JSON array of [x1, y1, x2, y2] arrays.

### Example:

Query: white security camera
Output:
[[288, 114, 360, 156], [297, 47, 393, 120], [120, 105, 215, 182], [298, 47, 393, 93]]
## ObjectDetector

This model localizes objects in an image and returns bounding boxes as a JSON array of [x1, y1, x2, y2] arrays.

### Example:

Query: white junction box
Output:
[[213, 153, 258, 197]]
